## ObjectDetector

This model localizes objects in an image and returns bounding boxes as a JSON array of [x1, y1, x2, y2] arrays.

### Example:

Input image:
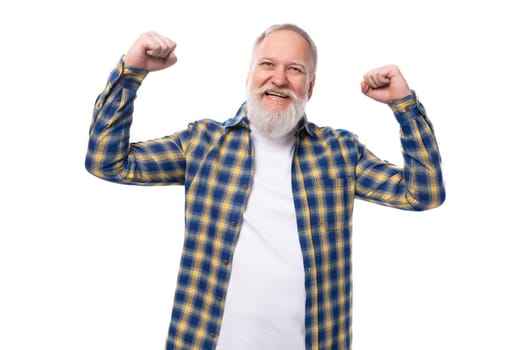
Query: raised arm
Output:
[[355, 65, 445, 210], [85, 32, 188, 186]]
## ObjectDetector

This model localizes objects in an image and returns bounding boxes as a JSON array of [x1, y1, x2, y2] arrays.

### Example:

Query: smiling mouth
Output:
[[265, 90, 289, 99]]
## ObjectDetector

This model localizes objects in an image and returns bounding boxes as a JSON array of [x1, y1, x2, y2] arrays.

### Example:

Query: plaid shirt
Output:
[[86, 58, 445, 350]]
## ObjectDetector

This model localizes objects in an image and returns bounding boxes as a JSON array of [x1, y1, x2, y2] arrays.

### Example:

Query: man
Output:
[[86, 23, 445, 350]]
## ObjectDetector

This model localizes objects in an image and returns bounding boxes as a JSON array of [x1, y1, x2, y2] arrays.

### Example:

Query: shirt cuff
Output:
[[388, 90, 427, 124], [115, 55, 148, 91]]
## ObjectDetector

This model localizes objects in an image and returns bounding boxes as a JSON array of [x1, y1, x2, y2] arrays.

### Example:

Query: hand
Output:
[[360, 65, 412, 103], [123, 32, 177, 72]]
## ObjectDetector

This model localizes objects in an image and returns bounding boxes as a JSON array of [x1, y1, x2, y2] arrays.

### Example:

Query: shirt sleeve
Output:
[[85, 57, 187, 185], [355, 92, 446, 210]]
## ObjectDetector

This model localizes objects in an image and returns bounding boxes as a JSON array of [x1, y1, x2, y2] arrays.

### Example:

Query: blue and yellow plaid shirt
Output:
[[86, 58, 445, 350]]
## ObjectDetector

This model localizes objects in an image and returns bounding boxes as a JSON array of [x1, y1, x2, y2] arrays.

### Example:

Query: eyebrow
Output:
[[257, 57, 307, 70]]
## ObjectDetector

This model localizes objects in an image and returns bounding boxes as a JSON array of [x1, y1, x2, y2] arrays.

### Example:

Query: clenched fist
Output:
[[360, 65, 412, 104], [124, 32, 177, 72]]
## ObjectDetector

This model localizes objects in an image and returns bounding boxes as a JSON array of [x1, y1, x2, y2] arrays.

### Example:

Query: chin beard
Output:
[[246, 89, 307, 138]]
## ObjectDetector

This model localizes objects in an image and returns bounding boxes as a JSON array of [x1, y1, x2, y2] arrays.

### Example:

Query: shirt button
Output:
[[231, 221, 238, 227], [223, 259, 230, 266], [217, 295, 223, 302], [210, 332, 217, 339]]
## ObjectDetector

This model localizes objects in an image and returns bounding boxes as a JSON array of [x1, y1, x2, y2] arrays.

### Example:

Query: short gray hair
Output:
[[251, 23, 318, 75]]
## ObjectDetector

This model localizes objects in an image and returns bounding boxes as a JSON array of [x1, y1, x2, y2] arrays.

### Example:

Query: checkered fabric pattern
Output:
[[86, 58, 445, 350]]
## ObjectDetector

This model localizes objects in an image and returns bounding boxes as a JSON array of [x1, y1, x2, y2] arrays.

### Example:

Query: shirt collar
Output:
[[223, 103, 250, 129]]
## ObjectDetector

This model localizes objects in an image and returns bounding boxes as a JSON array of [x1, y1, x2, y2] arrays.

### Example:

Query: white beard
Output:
[[246, 88, 307, 138]]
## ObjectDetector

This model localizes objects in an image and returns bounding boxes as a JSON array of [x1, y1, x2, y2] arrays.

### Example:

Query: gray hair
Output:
[[251, 23, 318, 75]]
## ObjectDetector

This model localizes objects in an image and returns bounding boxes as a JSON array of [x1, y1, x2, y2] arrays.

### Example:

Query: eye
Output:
[[260, 61, 274, 68], [288, 66, 305, 74]]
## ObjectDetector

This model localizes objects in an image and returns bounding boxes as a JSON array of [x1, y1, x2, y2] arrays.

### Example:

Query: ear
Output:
[[307, 75, 316, 100]]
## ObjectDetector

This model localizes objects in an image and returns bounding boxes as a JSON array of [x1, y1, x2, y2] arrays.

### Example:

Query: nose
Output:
[[271, 67, 288, 87]]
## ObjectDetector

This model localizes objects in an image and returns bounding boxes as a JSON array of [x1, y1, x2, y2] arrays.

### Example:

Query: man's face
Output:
[[247, 29, 315, 114]]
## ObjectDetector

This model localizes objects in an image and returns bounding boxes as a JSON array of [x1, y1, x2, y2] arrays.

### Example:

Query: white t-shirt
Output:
[[216, 126, 306, 350]]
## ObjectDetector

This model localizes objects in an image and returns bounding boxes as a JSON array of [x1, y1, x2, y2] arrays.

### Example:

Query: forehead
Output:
[[254, 29, 312, 65]]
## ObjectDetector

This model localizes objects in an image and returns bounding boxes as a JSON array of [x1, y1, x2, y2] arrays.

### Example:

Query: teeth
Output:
[[266, 91, 288, 98]]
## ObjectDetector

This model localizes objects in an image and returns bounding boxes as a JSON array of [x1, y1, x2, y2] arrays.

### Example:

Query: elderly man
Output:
[[86, 23, 445, 350]]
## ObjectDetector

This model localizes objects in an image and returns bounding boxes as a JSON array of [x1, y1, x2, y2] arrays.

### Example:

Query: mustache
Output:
[[253, 86, 299, 100]]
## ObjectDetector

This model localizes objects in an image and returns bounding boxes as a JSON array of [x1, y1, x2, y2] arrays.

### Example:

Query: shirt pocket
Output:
[[311, 175, 353, 231]]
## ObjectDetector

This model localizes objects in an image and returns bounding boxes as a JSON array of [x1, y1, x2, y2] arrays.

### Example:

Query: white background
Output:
[[1, 1, 524, 349]]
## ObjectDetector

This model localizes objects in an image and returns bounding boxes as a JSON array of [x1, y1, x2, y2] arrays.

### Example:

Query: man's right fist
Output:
[[123, 31, 177, 72]]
